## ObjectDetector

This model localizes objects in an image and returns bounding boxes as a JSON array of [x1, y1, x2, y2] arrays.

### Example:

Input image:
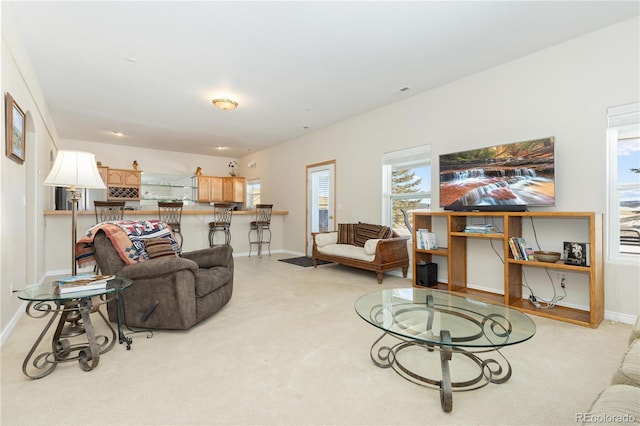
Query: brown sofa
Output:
[[312, 223, 409, 283], [93, 230, 233, 330]]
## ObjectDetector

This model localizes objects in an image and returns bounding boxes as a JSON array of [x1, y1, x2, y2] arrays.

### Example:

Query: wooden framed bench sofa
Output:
[[312, 223, 409, 283]]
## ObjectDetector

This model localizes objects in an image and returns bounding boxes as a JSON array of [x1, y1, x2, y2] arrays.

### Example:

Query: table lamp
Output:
[[44, 150, 106, 276]]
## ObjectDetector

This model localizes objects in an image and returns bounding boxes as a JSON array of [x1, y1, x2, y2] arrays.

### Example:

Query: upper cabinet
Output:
[[107, 168, 142, 200], [108, 169, 142, 186], [196, 176, 245, 203], [224, 177, 245, 203]]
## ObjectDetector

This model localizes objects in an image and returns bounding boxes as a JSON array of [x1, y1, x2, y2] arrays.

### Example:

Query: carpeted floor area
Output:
[[278, 256, 331, 267], [0, 254, 632, 425]]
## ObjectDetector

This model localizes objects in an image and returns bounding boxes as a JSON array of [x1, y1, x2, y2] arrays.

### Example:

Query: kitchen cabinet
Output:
[[106, 168, 142, 200], [196, 176, 245, 203]]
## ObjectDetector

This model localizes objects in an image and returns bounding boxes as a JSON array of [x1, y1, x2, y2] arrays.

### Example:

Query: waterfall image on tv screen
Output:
[[439, 137, 555, 209]]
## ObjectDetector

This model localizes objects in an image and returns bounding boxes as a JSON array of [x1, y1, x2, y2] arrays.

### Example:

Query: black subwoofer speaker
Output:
[[416, 262, 438, 287]]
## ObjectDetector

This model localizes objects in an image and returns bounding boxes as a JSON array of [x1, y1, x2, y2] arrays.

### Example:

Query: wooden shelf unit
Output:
[[412, 211, 603, 328]]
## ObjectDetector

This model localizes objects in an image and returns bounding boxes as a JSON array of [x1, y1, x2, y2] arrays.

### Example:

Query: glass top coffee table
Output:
[[17, 277, 132, 379], [355, 288, 536, 412]]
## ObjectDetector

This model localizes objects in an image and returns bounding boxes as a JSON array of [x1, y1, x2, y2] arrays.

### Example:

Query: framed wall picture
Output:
[[5, 92, 26, 164]]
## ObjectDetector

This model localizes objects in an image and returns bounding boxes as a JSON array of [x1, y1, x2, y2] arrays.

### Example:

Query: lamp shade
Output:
[[43, 150, 106, 189]]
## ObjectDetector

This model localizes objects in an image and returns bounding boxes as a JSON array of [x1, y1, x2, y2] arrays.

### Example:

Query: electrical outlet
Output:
[[555, 272, 568, 287]]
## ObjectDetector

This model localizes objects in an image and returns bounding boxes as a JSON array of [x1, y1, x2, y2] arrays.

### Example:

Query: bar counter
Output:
[[44, 209, 289, 274]]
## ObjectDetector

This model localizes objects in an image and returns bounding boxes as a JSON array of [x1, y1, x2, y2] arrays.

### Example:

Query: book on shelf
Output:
[[508, 237, 535, 260], [563, 241, 590, 266], [425, 232, 438, 250], [56, 274, 114, 294], [517, 237, 535, 261], [464, 223, 498, 234], [417, 229, 427, 249], [417, 229, 438, 250], [508, 237, 522, 260], [524, 246, 536, 261]]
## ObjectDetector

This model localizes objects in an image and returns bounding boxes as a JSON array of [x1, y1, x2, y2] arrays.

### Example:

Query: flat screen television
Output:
[[439, 137, 555, 211]]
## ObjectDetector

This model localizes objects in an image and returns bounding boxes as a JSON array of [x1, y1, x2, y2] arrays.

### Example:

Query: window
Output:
[[309, 167, 331, 233], [246, 179, 260, 209], [607, 102, 640, 260], [382, 145, 431, 236]]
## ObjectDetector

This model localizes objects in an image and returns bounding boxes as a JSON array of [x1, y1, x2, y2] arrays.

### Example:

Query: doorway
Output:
[[306, 161, 335, 256]]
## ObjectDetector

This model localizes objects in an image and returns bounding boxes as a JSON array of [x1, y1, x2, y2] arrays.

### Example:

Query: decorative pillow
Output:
[[315, 232, 338, 247], [380, 226, 393, 239], [364, 239, 381, 255], [144, 237, 178, 259], [355, 223, 392, 247], [338, 223, 357, 245]]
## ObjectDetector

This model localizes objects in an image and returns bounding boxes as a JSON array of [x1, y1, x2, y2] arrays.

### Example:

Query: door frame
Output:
[[305, 160, 336, 256]]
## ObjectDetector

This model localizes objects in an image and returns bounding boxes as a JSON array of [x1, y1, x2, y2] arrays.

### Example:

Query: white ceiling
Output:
[[6, 1, 639, 158]]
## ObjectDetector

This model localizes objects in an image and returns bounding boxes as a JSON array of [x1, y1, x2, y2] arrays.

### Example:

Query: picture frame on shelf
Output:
[[564, 241, 590, 266], [5, 92, 26, 164]]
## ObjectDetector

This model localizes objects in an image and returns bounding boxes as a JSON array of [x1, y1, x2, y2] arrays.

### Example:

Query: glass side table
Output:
[[17, 277, 132, 379]]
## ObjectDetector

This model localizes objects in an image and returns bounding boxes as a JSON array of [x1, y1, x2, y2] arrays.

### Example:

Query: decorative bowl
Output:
[[534, 251, 561, 263]]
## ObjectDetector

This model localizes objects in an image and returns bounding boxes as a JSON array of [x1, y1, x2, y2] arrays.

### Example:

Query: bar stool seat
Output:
[[209, 203, 233, 247], [158, 202, 184, 248], [248, 204, 273, 257]]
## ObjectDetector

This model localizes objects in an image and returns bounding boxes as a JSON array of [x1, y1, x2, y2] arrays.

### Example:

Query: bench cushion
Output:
[[316, 243, 375, 262]]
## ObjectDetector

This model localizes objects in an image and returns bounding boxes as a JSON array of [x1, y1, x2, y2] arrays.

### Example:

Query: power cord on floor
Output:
[[484, 216, 567, 309], [523, 266, 566, 309]]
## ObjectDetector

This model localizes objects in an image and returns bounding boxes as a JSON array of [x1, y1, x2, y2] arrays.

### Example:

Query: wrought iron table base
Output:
[[248, 226, 271, 257], [22, 294, 128, 379], [115, 294, 132, 350], [370, 331, 512, 412]]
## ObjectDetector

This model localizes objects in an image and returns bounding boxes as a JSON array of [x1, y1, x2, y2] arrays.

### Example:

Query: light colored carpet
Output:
[[0, 254, 632, 425]]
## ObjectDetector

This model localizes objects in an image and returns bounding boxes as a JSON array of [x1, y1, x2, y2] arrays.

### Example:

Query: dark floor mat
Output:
[[278, 256, 332, 267]]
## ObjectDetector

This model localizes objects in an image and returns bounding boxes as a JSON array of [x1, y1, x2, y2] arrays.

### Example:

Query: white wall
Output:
[[1, 5, 59, 339], [238, 17, 640, 321]]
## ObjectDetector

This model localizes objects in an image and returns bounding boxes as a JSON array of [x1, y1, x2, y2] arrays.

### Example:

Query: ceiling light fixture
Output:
[[212, 98, 238, 111]]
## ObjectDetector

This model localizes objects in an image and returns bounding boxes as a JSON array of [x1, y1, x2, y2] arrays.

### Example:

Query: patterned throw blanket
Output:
[[75, 219, 181, 268]]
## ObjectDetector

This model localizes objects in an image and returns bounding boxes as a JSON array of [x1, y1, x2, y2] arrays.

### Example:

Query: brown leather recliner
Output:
[[93, 230, 233, 330]]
